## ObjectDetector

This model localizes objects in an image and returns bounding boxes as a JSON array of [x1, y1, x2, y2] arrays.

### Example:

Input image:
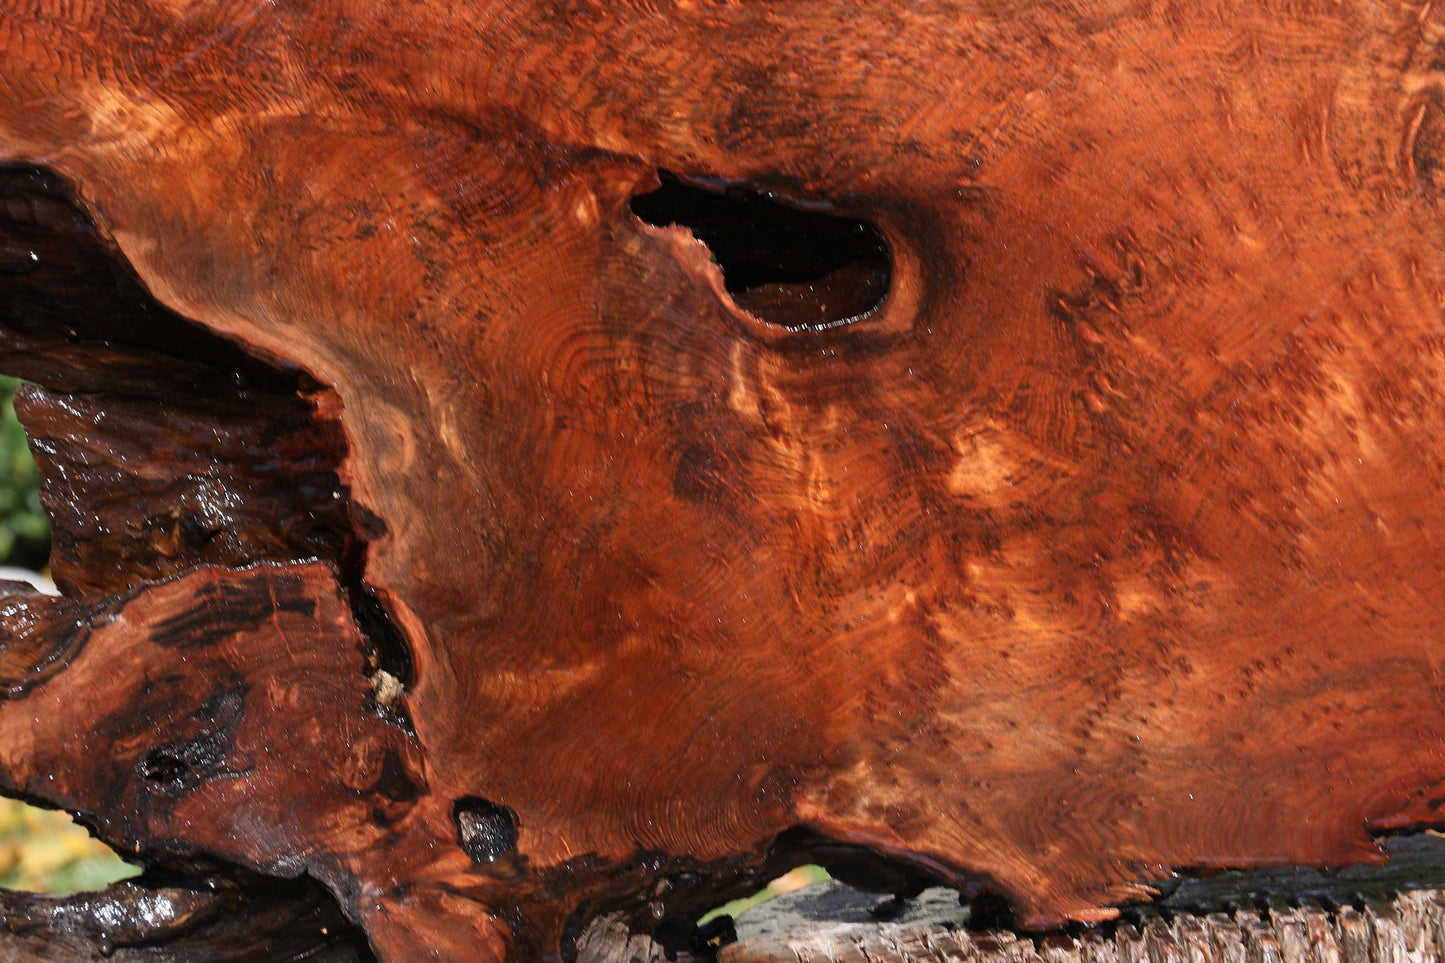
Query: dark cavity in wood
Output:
[[0, 164, 416, 723], [455, 796, 521, 864], [629, 170, 892, 330]]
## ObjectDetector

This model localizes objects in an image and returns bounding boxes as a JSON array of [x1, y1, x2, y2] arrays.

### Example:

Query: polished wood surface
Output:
[[3, 1, 1445, 959]]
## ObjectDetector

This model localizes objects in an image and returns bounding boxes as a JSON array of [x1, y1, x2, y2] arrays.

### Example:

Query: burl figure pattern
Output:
[[1, 1, 1445, 959]]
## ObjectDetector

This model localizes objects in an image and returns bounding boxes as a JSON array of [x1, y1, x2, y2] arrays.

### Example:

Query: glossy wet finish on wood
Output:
[[3, 0, 1445, 959]]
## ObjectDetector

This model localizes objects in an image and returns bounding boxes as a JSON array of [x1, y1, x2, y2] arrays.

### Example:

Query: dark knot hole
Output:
[[629, 170, 892, 332], [453, 796, 519, 864]]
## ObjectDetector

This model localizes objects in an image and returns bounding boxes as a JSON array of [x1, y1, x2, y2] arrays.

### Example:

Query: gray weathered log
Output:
[[580, 836, 1445, 963], [705, 885, 1445, 963]]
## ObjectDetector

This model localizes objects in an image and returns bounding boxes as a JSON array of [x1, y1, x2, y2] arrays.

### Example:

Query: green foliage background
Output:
[[0, 799, 138, 892], [0, 376, 48, 572]]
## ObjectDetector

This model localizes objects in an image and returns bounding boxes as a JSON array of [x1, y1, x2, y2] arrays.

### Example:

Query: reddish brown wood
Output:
[[4, 0, 1445, 959]]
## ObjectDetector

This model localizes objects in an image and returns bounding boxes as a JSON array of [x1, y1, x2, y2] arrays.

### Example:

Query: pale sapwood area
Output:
[[3, 0, 1445, 960]]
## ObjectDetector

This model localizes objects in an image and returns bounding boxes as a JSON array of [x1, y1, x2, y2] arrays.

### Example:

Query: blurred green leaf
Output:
[[698, 864, 831, 926]]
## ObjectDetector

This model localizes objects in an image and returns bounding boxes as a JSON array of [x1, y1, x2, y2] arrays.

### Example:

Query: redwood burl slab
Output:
[[2, 0, 1445, 959]]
